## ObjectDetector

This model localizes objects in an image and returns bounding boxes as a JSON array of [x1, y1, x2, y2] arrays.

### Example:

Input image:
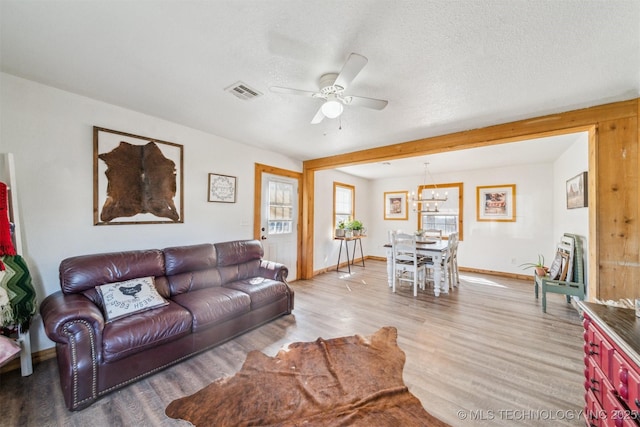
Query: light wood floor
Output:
[[1, 260, 585, 426]]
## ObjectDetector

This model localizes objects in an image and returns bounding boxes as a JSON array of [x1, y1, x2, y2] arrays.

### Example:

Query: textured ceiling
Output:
[[1, 0, 638, 175]]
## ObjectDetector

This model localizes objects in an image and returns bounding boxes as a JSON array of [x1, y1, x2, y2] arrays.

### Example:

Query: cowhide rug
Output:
[[165, 326, 451, 426]]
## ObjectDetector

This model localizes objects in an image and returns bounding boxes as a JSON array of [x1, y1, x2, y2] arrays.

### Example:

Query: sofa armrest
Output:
[[258, 260, 289, 283], [40, 291, 105, 344], [40, 291, 105, 410]]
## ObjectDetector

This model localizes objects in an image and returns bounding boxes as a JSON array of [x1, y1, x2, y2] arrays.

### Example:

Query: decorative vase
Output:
[[335, 229, 345, 237]]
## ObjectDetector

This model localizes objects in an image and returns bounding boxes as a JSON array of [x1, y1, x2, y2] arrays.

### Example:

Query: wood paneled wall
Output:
[[300, 98, 640, 301]]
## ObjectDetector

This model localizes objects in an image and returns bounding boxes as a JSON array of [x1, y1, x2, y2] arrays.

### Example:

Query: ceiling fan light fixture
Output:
[[321, 97, 344, 119]]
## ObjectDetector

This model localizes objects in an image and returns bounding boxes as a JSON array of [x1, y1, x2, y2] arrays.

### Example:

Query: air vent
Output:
[[224, 81, 263, 100]]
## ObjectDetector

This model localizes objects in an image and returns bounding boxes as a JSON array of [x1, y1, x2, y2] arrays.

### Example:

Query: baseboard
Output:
[[458, 266, 533, 282], [1, 346, 57, 374]]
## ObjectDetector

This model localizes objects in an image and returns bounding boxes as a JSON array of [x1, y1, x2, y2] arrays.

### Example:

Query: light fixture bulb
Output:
[[321, 95, 344, 118]]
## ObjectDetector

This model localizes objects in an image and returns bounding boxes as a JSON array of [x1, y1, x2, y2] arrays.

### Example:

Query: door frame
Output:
[[253, 163, 303, 280]]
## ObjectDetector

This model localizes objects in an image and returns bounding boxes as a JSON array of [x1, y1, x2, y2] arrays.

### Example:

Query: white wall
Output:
[[553, 134, 589, 289], [0, 73, 302, 351], [313, 169, 372, 272]]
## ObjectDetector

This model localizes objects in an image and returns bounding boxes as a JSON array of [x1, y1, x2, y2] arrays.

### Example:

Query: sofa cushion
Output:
[[215, 240, 263, 267], [60, 249, 165, 294], [167, 268, 223, 296], [164, 244, 216, 276], [224, 278, 290, 309], [102, 301, 192, 363], [96, 276, 169, 322], [171, 287, 250, 331]]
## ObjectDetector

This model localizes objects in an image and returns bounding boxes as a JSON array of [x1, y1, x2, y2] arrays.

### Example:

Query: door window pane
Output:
[[268, 181, 294, 235]]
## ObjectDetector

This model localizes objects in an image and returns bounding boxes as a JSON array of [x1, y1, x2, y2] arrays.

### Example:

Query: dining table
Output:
[[384, 239, 450, 296]]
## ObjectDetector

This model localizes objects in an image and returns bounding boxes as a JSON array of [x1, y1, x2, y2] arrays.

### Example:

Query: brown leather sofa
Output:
[[40, 240, 294, 410]]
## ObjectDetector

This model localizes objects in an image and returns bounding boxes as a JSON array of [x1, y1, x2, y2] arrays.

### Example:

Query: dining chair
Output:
[[446, 232, 460, 289], [392, 232, 428, 296], [421, 228, 443, 241]]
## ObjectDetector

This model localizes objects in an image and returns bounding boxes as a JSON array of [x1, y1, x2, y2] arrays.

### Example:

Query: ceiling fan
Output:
[[270, 53, 388, 124]]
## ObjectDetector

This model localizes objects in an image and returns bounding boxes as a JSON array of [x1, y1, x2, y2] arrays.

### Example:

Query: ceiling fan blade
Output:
[[334, 53, 368, 90], [346, 95, 388, 110], [270, 86, 317, 97], [311, 106, 325, 124]]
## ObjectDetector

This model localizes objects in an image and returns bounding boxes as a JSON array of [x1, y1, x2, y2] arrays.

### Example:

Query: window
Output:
[[334, 182, 354, 230], [421, 214, 458, 235], [267, 179, 294, 235], [416, 182, 463, 240]]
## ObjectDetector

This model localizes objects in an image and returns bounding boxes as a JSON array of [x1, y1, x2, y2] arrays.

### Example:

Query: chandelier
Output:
[[410, 162, 448, 213]]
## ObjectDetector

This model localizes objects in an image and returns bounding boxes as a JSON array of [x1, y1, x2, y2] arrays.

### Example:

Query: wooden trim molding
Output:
[[304, 99, 636, 171]]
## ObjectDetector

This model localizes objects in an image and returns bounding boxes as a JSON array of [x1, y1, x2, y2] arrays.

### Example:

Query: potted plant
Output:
[[335, 220, 346, 237], [348, 220, 364, 236], [519, 254, 548, 276]]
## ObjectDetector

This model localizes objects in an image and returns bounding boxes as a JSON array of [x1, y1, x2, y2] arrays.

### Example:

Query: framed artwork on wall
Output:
[[93, 127, 184, 225], [208, 173, 237, 203], [384, 191, 408, 220], [476, 184, 516, 222], [566, 171, 588, 209]]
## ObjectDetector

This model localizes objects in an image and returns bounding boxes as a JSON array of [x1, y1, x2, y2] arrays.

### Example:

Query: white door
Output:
[[260, 173, 298, 280]]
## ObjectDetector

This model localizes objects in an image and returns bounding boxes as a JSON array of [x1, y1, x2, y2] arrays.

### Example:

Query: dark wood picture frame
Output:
[[93, 126, 184, 225], [208, 173, 237, 203], [566, 171, 588, 209]]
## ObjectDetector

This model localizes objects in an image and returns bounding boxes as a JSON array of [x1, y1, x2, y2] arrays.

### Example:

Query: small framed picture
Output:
[[208, 173, 236, 203], [384, 191, 408, 220], [476, 184, 516, 222], [566, 171, 588, 209]]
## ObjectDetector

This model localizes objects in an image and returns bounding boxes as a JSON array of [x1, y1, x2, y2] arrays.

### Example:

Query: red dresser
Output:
[[580, 301, 640, 426]]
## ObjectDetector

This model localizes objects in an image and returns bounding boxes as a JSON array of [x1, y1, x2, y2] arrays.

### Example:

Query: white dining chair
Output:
[[421, 228, 443, 242], [443, 232, 460, 289], [392, 232, 428, 296], [416, 229, 441, 286]]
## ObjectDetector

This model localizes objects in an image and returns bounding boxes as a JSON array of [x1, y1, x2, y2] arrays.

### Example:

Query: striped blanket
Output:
[[0, 255, 36, 332]]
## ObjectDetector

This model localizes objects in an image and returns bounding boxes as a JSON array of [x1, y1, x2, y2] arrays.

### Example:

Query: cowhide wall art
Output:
[[93, 127, 184, 225]]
